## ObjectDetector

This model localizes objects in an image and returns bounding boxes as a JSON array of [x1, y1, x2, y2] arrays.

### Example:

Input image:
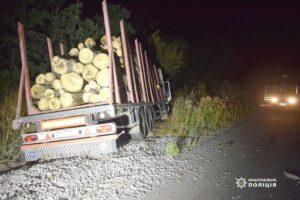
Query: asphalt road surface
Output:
[[142, 108, 300, 200]]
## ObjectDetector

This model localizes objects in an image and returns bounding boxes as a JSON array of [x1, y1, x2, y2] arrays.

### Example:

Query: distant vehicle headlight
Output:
[[287, 97, 297, 104], [270, 97, 278, 103]]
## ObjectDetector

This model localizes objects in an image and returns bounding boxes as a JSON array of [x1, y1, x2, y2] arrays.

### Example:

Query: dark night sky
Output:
[[4, 0, 299, 87], [81, 0, 300, 86]]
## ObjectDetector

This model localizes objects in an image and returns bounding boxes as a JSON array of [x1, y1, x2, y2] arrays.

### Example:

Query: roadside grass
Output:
[[165, 141, 180, 157], [0, 92, 20, 170], [158, 82, 252, 155]]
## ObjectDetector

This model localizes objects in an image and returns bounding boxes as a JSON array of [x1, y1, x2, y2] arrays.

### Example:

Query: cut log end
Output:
[[45, 72, 56, 82], [60, 72, 84, 92], [69, 48, 79, 57], [96, 68, 109, 87], [93, 53, 109, 70], [37, 98, 49, 111], [79, 48, 95, 64], [31, 84, 46, 99], [36, 74, 46, 84], [84, 38, 96, 48], [48, 98, 60, 110], [73, 62, 85, 74], [82, 64, 99, 82], [78, 43, 84, 50]]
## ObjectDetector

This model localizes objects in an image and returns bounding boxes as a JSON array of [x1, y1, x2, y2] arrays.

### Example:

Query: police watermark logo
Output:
[[236, 177, 247, 189], [235, 177, 277, 189]]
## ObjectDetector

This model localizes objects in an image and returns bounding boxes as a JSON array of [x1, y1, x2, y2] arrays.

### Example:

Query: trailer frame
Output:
[[13, 0, 172, 162]]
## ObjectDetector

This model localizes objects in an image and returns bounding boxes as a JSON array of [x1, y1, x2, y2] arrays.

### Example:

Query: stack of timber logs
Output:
[[31, 36, 124, 111]]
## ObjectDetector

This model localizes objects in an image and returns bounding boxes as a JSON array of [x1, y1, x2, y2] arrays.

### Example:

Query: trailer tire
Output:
[[143, 106, 151, 130], [131, 109, 147, 140]]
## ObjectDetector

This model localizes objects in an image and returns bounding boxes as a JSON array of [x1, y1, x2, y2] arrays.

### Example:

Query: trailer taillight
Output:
[[96, 123, 116, 134], [97, 125, 112, 133], [24, 135, 38, 143]]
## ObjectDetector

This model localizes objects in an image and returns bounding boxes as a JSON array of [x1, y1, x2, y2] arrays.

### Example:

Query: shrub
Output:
[[0, 92, 20, 168], [158, 83, 251, 138], [165, 141, 180, 157]]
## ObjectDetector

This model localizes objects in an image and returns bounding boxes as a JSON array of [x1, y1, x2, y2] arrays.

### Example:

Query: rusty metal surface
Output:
[[120, 20, 135, 103], [128, 39, 139, 103], [152, 65, 160, 102], [13, 104, 115, 124], [17, 22, 40, 116], [59, 42, 65, 56], [153, 66, 163, 101], [16, 45, 25, 119], [102, 0, 115, 105], [138, 42, 150, 102], [135, 39, 147, 102], [144, 51, 155, 102], [46, 37, 54, 61]]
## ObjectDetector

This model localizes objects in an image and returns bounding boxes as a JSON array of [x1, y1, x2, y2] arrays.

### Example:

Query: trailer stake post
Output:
[[120, 20, 135, 103], [59, 42, 65, 56], [138, 42, 150, 102], [47, 37, 54, 61], [102, 0, 121, 104], [17, 22, 40, 115], [135, 39, 147, 102], [144, 51, 155, 102]]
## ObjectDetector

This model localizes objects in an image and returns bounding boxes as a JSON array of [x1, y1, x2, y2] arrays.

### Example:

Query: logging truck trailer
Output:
[[12, 0, 171, 162]]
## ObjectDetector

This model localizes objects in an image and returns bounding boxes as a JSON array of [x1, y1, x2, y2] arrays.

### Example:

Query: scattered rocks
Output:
[[0, 137, 187, 200]]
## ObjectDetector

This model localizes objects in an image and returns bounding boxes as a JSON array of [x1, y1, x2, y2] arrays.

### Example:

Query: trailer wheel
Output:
[[145, 106, 155, 130], [131, 109, 147, 140]]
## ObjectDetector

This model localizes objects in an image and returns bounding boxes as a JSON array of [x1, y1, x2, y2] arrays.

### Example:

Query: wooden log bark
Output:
[[82, 64, 99, 81], [60, 72, 83, 92]]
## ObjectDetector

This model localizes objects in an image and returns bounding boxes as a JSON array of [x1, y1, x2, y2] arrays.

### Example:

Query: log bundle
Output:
[[31, 36, 124, 111]]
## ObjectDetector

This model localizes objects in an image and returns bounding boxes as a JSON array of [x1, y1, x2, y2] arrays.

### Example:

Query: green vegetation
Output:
[[165, 141, 180, 157], [0, 93, 20, 169], [158, 82, 251, 153], [0, 0, 134, 84], [151, 31, 188, 84], [0, 0, 135, 169]]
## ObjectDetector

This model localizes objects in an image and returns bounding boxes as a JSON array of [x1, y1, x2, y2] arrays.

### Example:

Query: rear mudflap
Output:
[[20, 135, 118, 162]]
